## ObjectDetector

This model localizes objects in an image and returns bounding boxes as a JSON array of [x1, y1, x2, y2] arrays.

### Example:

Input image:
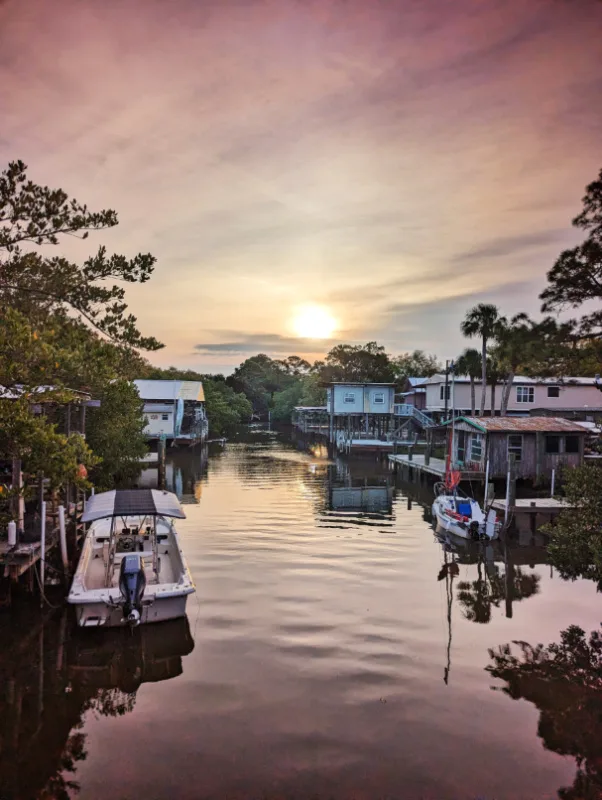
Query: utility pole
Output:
[[444, 360, 450, 418]]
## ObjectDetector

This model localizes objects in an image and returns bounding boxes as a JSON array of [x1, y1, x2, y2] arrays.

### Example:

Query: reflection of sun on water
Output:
[[292, 304, 337, 339]]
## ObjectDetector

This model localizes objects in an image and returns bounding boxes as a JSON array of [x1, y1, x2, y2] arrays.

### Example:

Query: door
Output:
[[456, 430, 466, 465]]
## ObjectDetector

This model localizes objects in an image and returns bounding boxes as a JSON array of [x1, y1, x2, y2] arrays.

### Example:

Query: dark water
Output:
[[1, 427, 601, 800]]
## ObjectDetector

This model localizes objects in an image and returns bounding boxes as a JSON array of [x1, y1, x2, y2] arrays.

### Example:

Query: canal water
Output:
[[1, 427, 601, 799]]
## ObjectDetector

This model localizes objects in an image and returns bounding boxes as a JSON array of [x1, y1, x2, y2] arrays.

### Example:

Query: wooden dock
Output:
[[388, 453, 484, 481], [492, 498, 571, 514]]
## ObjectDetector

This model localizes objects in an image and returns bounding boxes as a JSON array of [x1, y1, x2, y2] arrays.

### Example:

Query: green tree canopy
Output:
[[541, 168, 602, 350], [85, 380, 148, 490], [460, 303, 505, 416], [0, 159, 161, 351], [547, 465, 602, 590], [319, 341, 395, 384], [391, 349, 441, 382]]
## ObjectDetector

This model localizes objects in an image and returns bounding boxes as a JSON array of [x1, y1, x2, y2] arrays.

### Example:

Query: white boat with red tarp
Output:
[[431, 365, 499, 541]]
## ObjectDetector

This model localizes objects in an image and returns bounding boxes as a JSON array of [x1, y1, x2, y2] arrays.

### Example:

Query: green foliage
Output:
[[0, 159, 161, 351], [85, 380, 148, 490], [541, 167, 602, 347], [319, 341, 395, 383], [547, 465, 602, 590], [487, 625, 602, 799], [202, 376, 253, 436], [0, 396, 96, 524], [272, 374, 326, 422], [460, 303, 504, 416], [392, 349, 441, 381], [227, 354, 294, 415]]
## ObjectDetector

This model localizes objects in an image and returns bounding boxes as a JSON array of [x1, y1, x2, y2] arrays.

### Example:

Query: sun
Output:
[[292, 304, 337, 339]]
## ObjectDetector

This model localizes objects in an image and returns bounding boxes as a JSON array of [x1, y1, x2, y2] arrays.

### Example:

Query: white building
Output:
[[422, 375, 602, 419], [134, 380, 208, 442]]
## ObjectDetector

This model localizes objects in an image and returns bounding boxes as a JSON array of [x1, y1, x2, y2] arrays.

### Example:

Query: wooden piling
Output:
[[158, 437, 167, 489]]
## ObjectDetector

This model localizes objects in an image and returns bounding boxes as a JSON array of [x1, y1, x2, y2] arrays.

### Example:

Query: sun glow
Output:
[[292, 304, 337, 339]]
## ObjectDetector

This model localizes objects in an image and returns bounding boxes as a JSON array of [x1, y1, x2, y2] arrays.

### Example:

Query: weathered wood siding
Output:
[[488, 432, 584, 480]]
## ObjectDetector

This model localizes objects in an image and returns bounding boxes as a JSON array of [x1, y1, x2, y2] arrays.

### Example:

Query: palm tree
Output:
[[461, 304, 505, 416], [486, 353, 504, 416], [455, 348, 481, 416], [496, 313, 533, 416]]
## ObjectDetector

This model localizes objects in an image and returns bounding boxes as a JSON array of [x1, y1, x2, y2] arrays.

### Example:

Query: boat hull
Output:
[[432, 504, 475, 539], [71, 592, 191, 628]]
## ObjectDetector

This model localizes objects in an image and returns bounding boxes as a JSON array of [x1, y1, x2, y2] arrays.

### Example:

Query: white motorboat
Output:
[[68, 489, 195, 628], [432, 482, 499, 540]]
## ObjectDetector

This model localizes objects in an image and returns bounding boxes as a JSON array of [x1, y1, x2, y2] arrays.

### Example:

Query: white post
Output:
[[39, 501, 46, 605], [7, 520, 17, 547], [58, 505, 69, 577], [484, 457, 490, 502], [550, 468, 556, 497]]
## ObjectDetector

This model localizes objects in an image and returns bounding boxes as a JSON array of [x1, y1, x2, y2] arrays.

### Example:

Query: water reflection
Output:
[[0, 609, 194, 800], [4, 428, 600, 799], [135, 446, 209, 503], [487, 625, 602, 800]]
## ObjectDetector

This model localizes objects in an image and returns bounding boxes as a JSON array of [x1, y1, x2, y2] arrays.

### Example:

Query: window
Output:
[[162, 413, 169, 421], [545, 435, 560, 454], [344, 392, 356, 404], [508, 434, 523, 462], [439, 385, 451, 401], [373, 392, 385, 404], [547, 386, 560, 398], [565, 435, 580, 454], [516, 386, 534, 403], [470, 434, 482, 461]]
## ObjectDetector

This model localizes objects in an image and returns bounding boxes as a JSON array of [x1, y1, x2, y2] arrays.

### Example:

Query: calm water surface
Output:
[[2, 428, 601, 799]]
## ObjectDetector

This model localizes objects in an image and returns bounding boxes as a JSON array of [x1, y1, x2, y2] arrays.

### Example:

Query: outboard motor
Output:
[[119, 554, 146, 626]]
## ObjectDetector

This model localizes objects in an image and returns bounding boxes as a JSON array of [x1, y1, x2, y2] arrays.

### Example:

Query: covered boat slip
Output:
[[69, 489, 194, 628]]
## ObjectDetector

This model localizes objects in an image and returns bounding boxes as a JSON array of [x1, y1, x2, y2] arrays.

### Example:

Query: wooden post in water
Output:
[[158, 436, 167, 489], [504, 454, 517, 527], [39, 501, 46, 607]]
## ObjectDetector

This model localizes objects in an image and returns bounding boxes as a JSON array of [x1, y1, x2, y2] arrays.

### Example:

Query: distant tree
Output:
[[487, 625, 602, 800], [454, 348, 481, 416], [319, 341, 395, 384], [227, 354, 292, 416], [85, 380, 148, 490], [271, 373, 326, 422], [541, 168, 602, 354], [461, 304, 505, 416], [392, 349, 441, 382], [275, 355, 312, 375], [0, 160, 161, 351], [546, 465, 602, 590], [202, 377, 252, 436]]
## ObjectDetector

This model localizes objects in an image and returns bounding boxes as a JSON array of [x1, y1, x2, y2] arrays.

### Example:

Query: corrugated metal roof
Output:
[[426, 374, 597, 386], [460, 416, 588, 433], [134, 380, 205, 402]]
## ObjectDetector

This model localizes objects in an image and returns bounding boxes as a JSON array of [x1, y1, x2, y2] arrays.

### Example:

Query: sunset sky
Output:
[[1, 0, 601, 372]]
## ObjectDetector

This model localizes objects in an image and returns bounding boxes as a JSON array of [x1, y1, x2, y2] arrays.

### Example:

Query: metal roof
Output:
[[426, 374, 597, 386], [134, 380, 205, 402], [454, 416, 588, 433], [82, 489, 186, 522]]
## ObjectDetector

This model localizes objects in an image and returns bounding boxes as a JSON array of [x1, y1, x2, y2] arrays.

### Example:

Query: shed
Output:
[[445, 416, 587, 483], [133, 380, 207, 442]]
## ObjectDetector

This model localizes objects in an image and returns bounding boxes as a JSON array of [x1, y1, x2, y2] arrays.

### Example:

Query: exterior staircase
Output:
[[393, 403, 434, 428]]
